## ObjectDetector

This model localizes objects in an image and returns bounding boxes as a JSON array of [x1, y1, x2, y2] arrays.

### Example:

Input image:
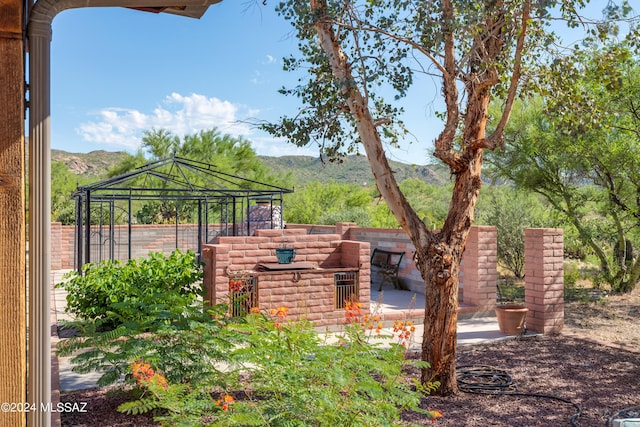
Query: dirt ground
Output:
[[60, 287, 640, 426], [563, 285, 640, 351]]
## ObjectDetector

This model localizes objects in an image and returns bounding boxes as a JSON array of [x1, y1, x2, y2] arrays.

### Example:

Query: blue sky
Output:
[[48, 1, 447, 165], [47, 1, 622, 165]]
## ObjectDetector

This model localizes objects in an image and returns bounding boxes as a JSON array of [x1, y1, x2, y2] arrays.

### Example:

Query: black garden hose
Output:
[[457, 365, 583, 427]]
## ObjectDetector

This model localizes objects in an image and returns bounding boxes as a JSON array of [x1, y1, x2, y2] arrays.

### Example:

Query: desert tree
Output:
[[263, 0, 636, 394], [487, 43, 640, 293]]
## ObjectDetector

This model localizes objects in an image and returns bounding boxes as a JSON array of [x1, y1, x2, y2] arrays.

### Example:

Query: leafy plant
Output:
[[59, 249, 441, 425], [478, 188, 549, 278], [57, 249, 202, 328], [57, 300, 239, 388], [116, 305, 441, 426]]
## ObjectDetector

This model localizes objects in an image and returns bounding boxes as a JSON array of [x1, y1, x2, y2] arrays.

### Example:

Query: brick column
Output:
[[341, 240, 371, 313], [201, 244, 230, 307], [50, 222, 62, 271], [524, 228, 564, 334], [460, 226, 498, 311], [336, 222, 357, 240]]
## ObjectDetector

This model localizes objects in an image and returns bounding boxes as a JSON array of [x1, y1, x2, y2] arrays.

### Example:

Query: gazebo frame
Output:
[[73, 156, 293, 269]]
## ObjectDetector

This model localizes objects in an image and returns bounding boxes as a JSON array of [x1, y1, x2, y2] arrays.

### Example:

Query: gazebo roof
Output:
[[74, 156, 293, 201]]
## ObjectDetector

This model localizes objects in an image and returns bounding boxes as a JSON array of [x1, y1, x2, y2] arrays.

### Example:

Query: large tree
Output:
[[264, 0, 636, 395], [487, 44, 640, 293], [112, 128, 290, 187], [109, 128, 292, 224]]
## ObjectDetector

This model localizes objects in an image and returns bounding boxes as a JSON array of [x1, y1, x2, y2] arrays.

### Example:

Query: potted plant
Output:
[[275, 235, 296, 264], [495, 304, 528, 335]]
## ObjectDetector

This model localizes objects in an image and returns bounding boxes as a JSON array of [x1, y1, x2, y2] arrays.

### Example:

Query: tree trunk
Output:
[[310, 0, 491, 396], [419, 151, 484, 394]]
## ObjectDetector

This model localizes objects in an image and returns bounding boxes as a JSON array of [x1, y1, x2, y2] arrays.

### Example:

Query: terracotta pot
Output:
[[495, 304, 528, 335]]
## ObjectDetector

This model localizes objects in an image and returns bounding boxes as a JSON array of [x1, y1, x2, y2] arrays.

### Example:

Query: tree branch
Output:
[[331, 19, 448, 78], [486, 0, 531, 149], [432, 0, 462, 171], [308, 0, 430, 245]]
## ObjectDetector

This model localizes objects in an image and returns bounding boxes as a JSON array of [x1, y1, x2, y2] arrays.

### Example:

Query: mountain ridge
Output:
[[51, 149, 449, 186]]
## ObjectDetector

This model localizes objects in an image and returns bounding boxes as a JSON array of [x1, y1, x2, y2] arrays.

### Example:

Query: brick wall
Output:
[[291, 223, 499, 308], [201, 228, 370, 328], [53, 223, 203, 269], [52, 221, 564, 333]]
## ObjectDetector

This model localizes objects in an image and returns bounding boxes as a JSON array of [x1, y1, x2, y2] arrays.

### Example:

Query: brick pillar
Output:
[[336, 222, 357, 240], [50, 222, 62, 271], [201, 244, 230, 308], [341, 240, 370, 314], [524, 228, 564, 334], [460, 226, 498, 311]]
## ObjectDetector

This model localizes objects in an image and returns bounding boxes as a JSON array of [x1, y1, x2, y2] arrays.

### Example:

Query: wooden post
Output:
[[0, 1, 27, 426]]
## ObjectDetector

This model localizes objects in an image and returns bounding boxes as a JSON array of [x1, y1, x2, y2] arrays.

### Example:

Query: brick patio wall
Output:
[[51, 221, 564, 333], [53, 223, 205, 269], [201, 228, 370, 328], [53, 221, 497, 307], [290, 223, 498, 309], [460, 226, 499, 311]]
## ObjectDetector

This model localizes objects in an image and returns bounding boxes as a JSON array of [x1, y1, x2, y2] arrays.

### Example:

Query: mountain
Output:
[[258, 155, 450, 187], [51, 149, 450, 186], [51, 149, 129, 177]]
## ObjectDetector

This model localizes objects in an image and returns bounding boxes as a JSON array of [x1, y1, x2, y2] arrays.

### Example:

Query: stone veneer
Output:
[[201, 228, 370, 327]]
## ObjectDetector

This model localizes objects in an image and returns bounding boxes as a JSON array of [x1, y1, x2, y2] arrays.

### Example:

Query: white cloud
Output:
[[263, 54, 276, 64], [250, 70, 264, 85], [250, 135, 318, 158], [77, 93, 256, 150], [75, 92, 337, 161]]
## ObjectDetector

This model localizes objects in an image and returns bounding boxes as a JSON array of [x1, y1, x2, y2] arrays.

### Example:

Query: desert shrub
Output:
[[117, 306, 441, 426], [318, 206, 373, 227], [57, 303, 238, 388], [478, 188, 549, 278], [59, 249, 441, 425], [57, 249, 202, 328]]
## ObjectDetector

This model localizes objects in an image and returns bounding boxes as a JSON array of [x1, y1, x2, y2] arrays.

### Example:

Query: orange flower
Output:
[[131, 361, 154, 382], [150, 373, 168, 391], [215, 395, 234, 412], [344, 300, 364, 324], [249, 307, 261, 314], [428, 409, 443, 422], [276, 306, 288, 319]]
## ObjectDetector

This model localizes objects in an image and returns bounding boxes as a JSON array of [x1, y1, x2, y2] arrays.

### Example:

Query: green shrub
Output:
[[57, 249, 202, 328], [478, 189, 549, 278], [118, 307, 441, 426], [57, 303, 237, 388], [58, 250, 442, 425]]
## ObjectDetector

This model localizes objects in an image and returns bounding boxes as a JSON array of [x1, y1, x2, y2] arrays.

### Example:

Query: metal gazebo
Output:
[[72, 156, 293, 269]]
